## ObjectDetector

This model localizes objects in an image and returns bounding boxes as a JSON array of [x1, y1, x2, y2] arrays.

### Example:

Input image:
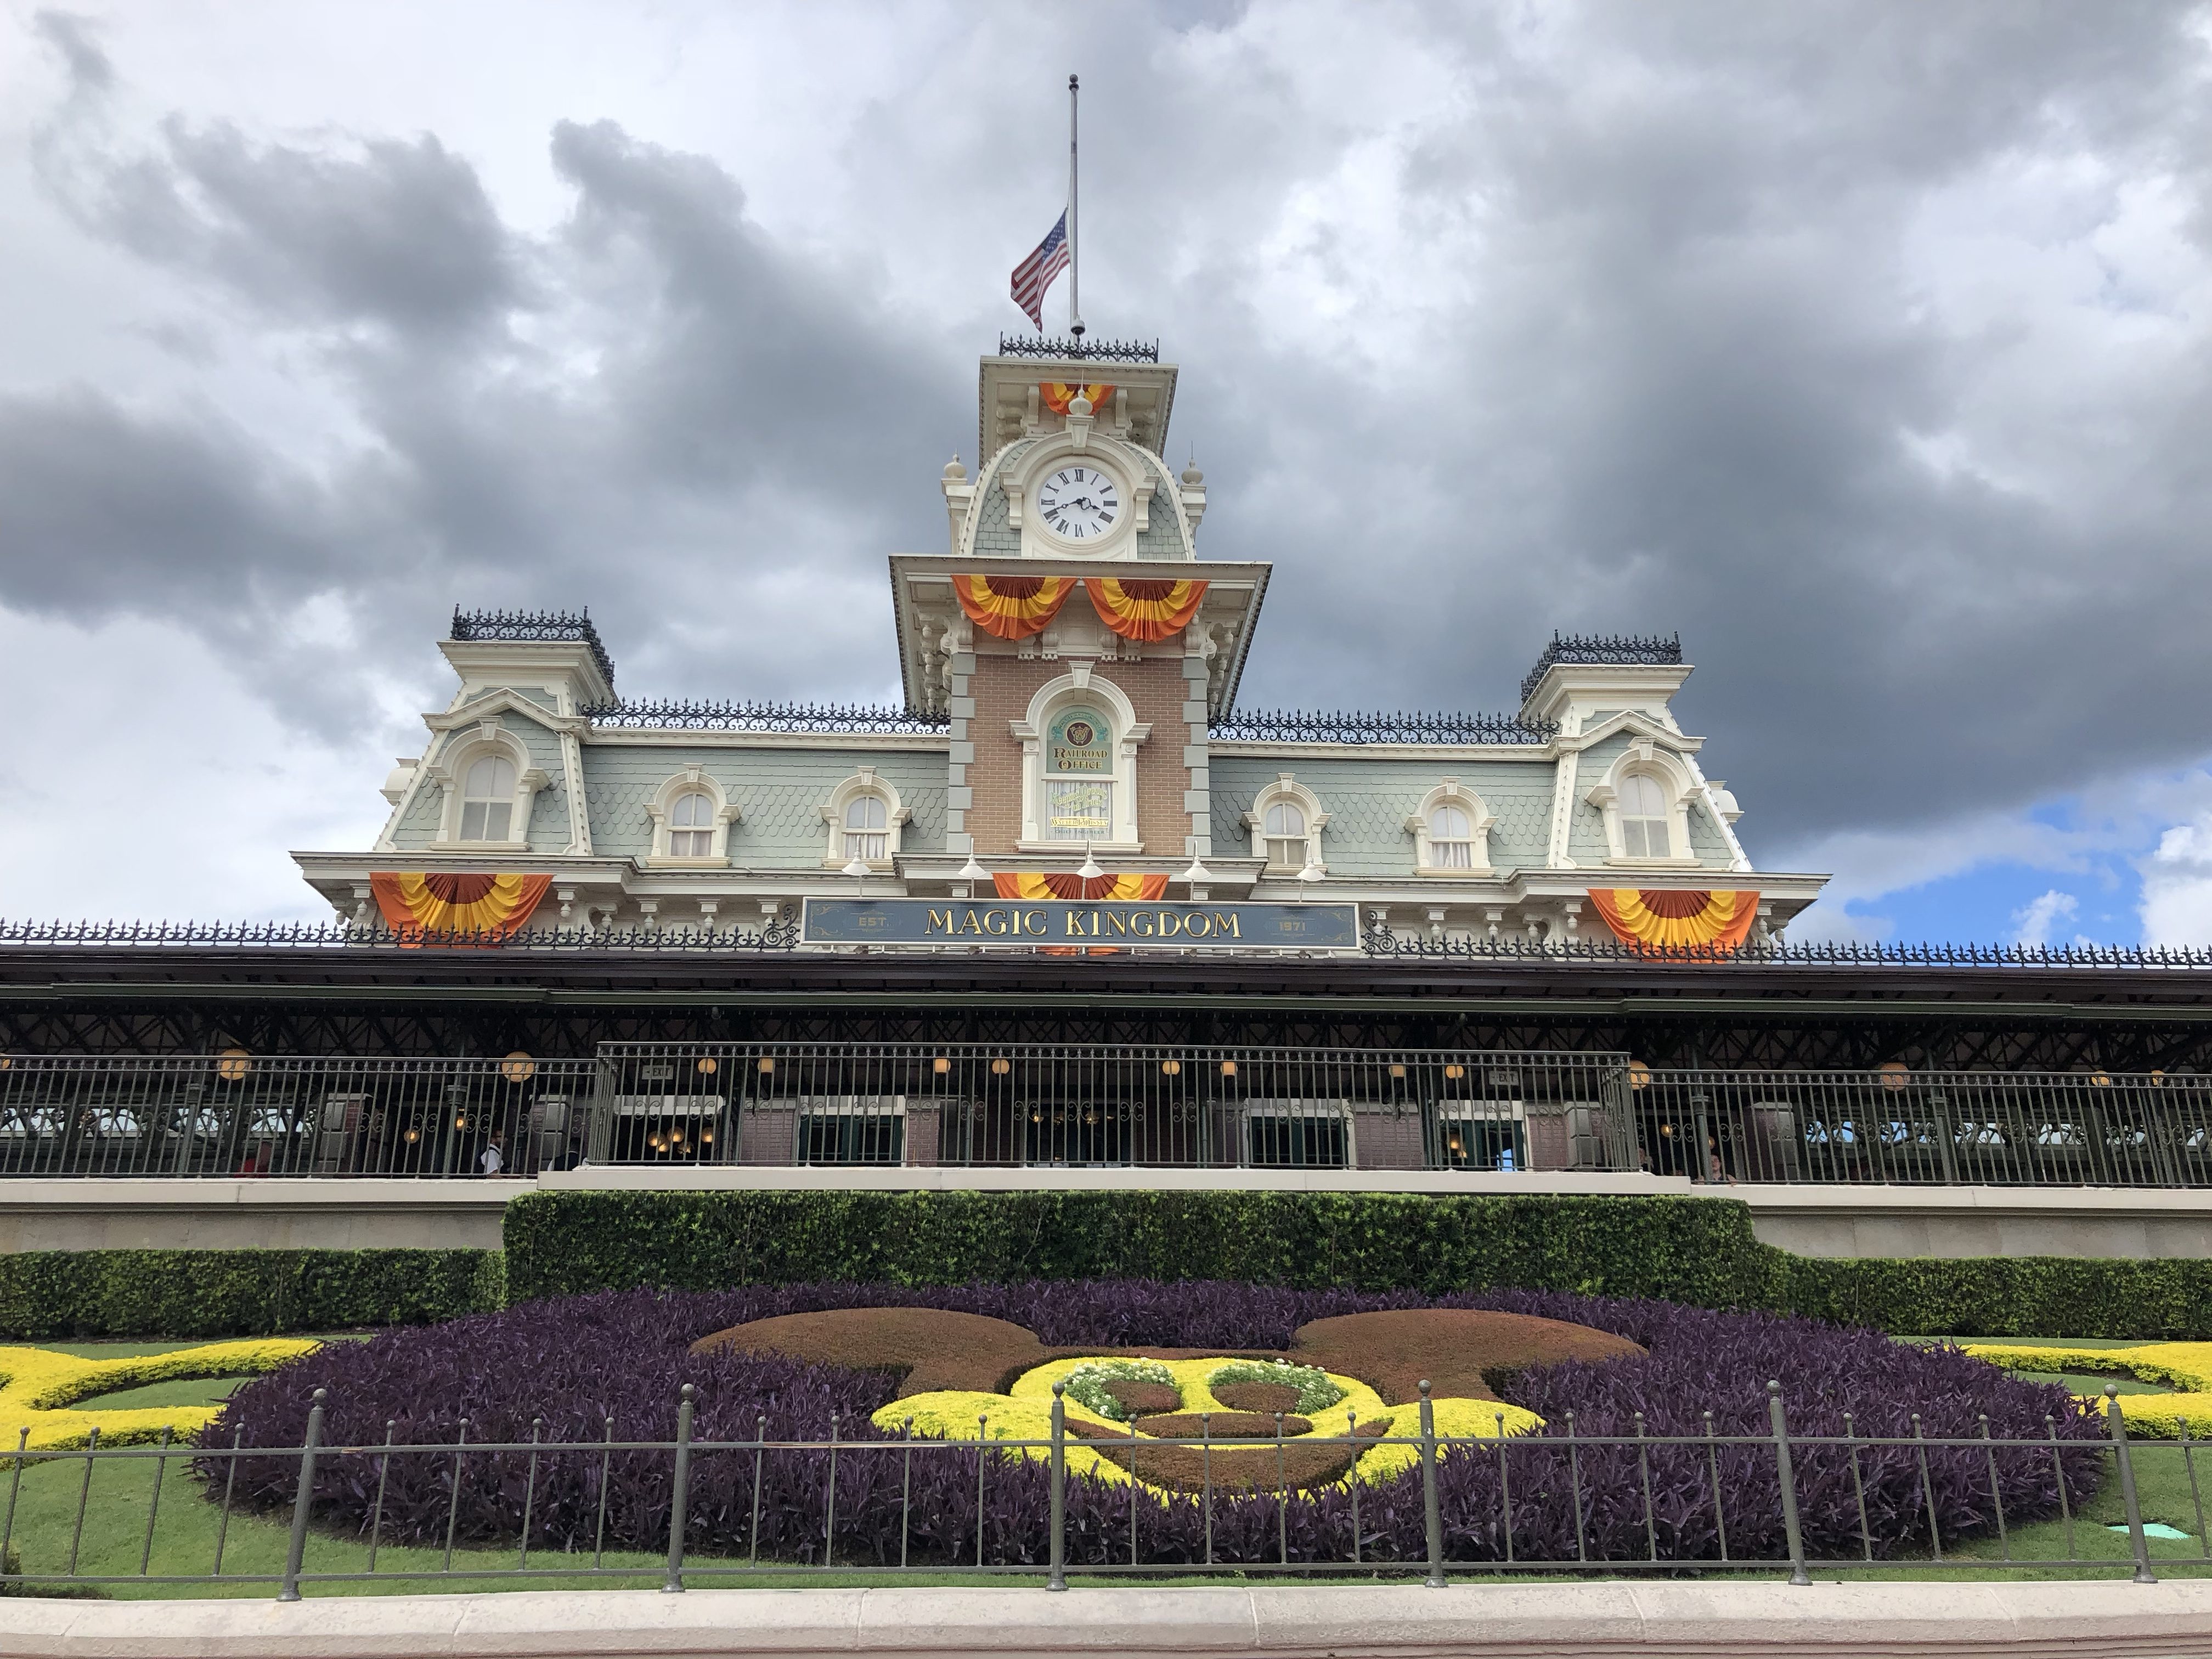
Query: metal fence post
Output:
[[1048, 1382, 1069, 1591], [278, 1387, 326, 1602], [1765, 1381, 1810, 1586], [2105, 1385, 2158, 1584], [664, 1384, 695, 1593], [1419, 1380, 1445, 1588]]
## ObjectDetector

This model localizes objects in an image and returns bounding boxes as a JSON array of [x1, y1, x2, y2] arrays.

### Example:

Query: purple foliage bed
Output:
[[201, 1281, 2104, 1568]]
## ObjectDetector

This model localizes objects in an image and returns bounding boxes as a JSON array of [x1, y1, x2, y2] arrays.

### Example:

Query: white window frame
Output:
[[645, 765, 742, 867], [427, 723, 549, 852], [1243, 774, 1329, 874], [1583, 741, 1701, 867], [1406, 779, 1497, 877], [819, 767, 912, 871], [1010, 665, 1149, 853]]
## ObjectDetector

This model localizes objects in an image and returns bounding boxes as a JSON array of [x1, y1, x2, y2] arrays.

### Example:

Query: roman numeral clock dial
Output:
[[1036, 466, 1119, 542]]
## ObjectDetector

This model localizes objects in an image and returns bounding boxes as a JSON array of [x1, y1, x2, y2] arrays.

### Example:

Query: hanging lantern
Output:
[[933, 1057, 952, 1075], [1219, 1060, 1237, 1078], [1388, 1064, 1407, 1080], [499, 1052, 537, 1084], [757, 1057, 776, 1075], [697, 1057, 720, 1075], [1877, 1062, 1910, 1093], [1628, 1062, 1652, 1091], [215, 1048, 253, 1083], [991, 1058, 1013, 1075], [1443, 1064, 1466, 1081], [1161, 1060, 1183, 1076]]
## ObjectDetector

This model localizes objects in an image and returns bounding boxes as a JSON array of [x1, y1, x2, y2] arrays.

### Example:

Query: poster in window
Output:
[[1047, 708, 1110, 774], [1048, 780, 1112, 836]]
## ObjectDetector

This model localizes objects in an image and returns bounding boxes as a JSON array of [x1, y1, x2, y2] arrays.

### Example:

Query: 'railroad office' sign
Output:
[[801, 898, 1362, 951]]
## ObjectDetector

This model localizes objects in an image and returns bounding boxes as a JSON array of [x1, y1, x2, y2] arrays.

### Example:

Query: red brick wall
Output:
[[967, 653, 1191, 856]]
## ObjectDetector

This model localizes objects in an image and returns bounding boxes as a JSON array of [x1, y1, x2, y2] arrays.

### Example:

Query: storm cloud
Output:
[[1, 1, 2208, 924]]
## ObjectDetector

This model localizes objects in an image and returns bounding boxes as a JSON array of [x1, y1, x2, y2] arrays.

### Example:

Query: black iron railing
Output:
[[579, 700, 947, 733], [1520, 632, 1684, 703], [1209, 709, 1555, 745], [0, 1381, 2170, 1594], [996, 335, 1160, 363], [450, 609, 614, 685]]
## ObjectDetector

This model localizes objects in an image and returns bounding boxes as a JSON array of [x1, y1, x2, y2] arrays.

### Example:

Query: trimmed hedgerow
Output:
[[505, 1188, 2212, 1340], [0, 1249, 504, 1340], [204, 1279, 2104, 1568], [504, 1189, 1777, 1306]]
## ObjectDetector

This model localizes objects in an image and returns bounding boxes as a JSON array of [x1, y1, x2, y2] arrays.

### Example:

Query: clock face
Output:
[[1037, 466, 1120, 541]]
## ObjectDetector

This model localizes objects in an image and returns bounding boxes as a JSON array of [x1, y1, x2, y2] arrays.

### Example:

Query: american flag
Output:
[[1009, 210, 1070, 329]]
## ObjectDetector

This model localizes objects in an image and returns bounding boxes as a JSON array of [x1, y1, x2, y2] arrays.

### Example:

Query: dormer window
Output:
[[1245, 775, 1328, 873], [1263, 802, 1307, 867], [459, 757, 517, 842], [1619, 773, 1671, 857], [1427, 804, 1476, 870], [669, 792, 715, 857], [843, 794, 890, 861]]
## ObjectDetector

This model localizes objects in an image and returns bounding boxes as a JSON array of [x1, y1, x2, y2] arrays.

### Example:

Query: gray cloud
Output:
[[2, 1, 2209, 881]]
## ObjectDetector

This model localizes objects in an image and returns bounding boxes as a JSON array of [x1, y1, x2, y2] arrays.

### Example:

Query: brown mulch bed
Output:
[[1290, 1310, 1644, 1404], [1101, 1379, 1181, 1415], [1210, 1381, 1304, 1414], [1065, 1415, 1392, 1493], [690, 1306, 1644, 1418], [1133, 1411, 1311, 1439]]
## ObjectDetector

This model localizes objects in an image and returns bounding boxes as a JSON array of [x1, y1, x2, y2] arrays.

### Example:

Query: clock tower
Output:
[[889, 341, 1269, 878]]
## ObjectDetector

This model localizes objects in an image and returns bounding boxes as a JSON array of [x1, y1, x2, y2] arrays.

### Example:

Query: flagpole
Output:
[[1067, 73, 1082, 338]]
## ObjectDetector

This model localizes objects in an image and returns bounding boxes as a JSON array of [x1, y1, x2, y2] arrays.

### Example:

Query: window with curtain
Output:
[[1428, 802, 1475, 869], [1263, 800, 1308, 867], [843, 794, 889, 860], [1620, 772, 1671, 857], [669, 791, 715, 856], [458, 755, 517, 842]]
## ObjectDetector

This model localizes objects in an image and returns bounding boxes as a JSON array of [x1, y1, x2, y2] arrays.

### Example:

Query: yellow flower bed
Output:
[[874, 1353, 1542, 1492], [0, 1339, 319, 1452], [1961, 1341, 2212, 1437]]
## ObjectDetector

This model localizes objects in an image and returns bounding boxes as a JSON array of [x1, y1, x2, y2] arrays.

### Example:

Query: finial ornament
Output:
[[943, 453, 966, 482], [1068, 393, 1092, 417], [1181, 458, 1204, 487]]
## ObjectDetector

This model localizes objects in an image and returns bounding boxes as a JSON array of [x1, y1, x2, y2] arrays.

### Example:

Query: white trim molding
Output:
[[1009, 664, 1151, 853], [1404, 778, 1497, 877], [642, 765, 743, 868], [818, 766, 911, 872], [1584, 739, 1703, 868], [1242, 773, 1329, 873]]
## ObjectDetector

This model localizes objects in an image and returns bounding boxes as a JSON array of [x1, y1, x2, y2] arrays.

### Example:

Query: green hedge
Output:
[[0, 1248, 504, 1339], [504, 1189, 1780, 1306], [505, 1188, 2212, 1340]]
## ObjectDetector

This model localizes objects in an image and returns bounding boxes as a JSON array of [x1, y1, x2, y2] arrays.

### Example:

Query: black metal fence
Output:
[[1637, 1068, 2212, 1187], [588, 1043, 1630, 1173], [0, 1055, 597, 1178], [0, 1384, 2180, 1595]]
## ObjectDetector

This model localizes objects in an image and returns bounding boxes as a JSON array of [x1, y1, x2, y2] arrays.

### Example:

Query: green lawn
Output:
[[7, 1333, 2210, 1598]]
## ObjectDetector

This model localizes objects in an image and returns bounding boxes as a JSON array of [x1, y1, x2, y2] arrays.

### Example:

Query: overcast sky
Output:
[[1, 2, 2208, 942]]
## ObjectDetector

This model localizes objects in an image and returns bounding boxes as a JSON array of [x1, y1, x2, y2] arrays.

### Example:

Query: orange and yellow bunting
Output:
[[1040, 382, 1113, 415], [952, 572, 1076, 640], [370, 872, 552, 946], [1084, 577, 1208, 642], [1588, 889, 1760, 953], [994, 871, 1170, 902]]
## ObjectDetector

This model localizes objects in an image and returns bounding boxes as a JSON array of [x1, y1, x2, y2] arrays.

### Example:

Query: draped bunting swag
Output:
[[1039, 382, 1113, 415], [993, 871, 1171, 902], [370, 872, 552, 946], [951, 572, 1075, 640], [996, 869, 1171, 954], [1588, 889, 1760, 952], [1083, 577, 1209, 642]]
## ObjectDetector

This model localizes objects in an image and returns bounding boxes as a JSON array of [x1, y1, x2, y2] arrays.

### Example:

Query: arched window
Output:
[[1428, 803, 1475, 870], [669, 791, 715, 857], [843, 793, 889, 861], [459, 755, 517, 843], [1263, 801, 1307, 867], [1043, 704, 1113, 842], [1619, 772, 1671, 858]]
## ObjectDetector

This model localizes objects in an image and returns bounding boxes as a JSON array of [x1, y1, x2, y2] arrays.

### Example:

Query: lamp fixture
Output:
[[1076, 841, 1104, 882], [1180, 856, 1214, 887], [957, 854, 989, 883]]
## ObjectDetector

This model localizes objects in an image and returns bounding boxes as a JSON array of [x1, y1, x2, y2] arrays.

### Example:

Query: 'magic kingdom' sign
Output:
[[801, 898, 1361, 951]]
